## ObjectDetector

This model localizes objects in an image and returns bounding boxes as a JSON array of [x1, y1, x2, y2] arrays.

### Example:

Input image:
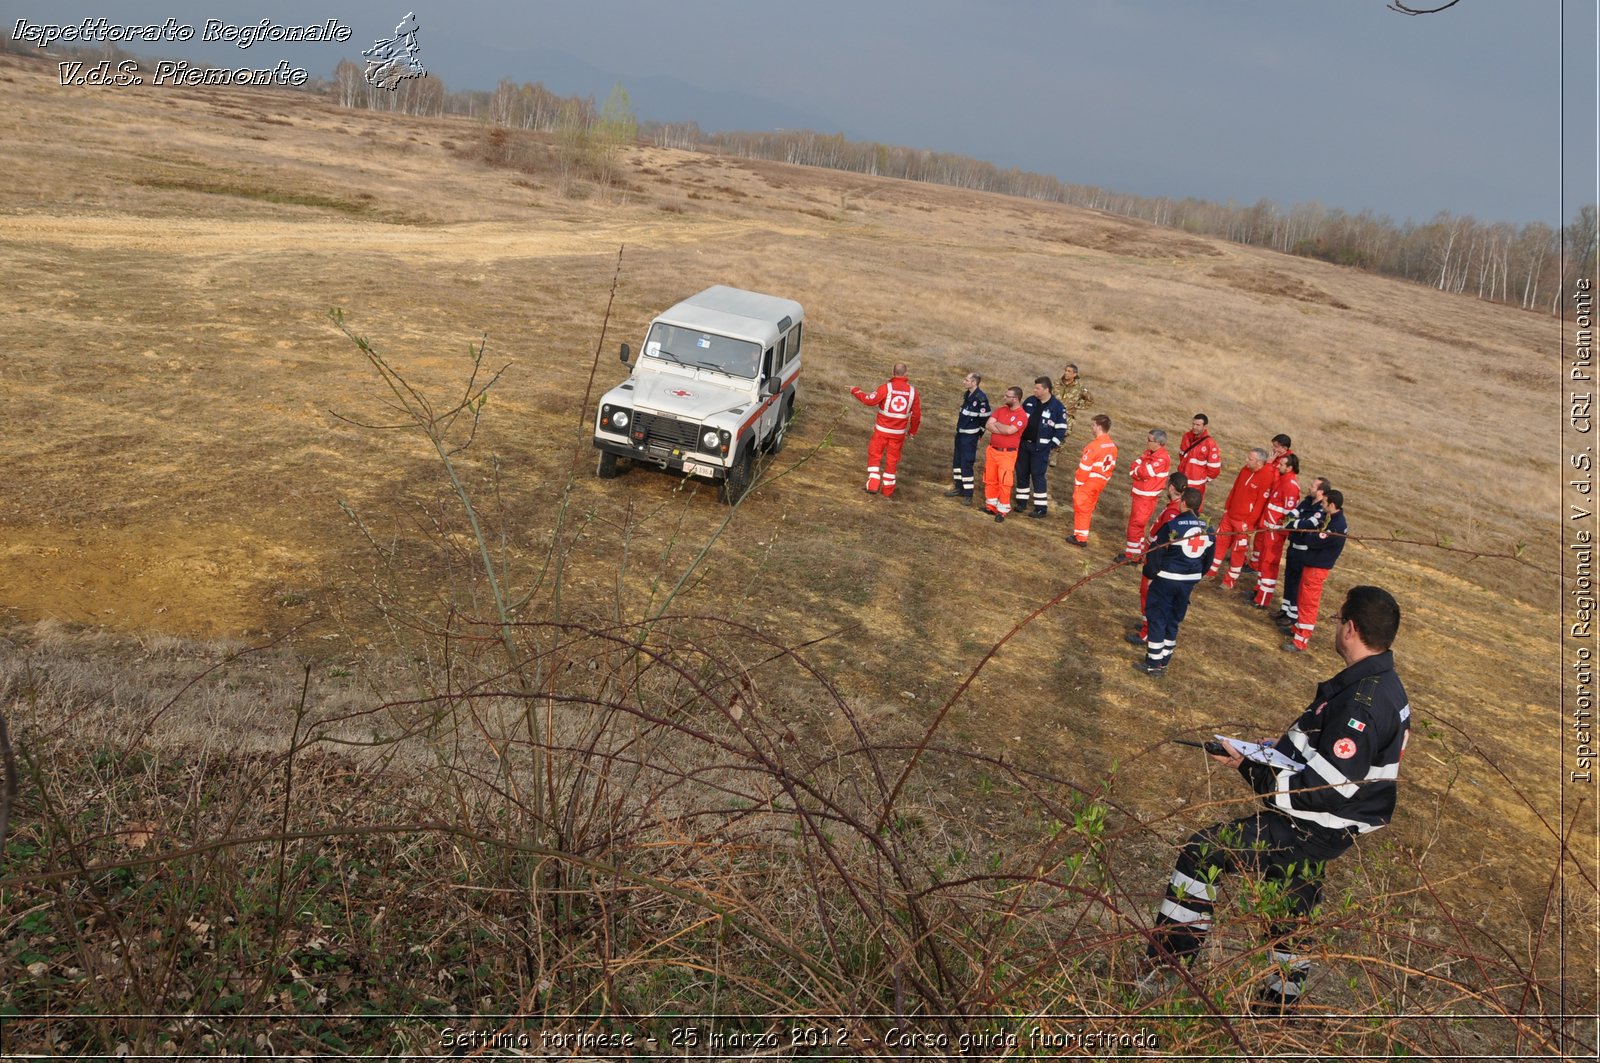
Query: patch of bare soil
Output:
[[1210, 263, 1352, 308], [1039, 220, 1226, 259]]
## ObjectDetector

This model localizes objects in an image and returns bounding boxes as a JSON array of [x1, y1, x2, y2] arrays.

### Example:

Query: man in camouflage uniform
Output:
[[1049, 363, 1094, 468]]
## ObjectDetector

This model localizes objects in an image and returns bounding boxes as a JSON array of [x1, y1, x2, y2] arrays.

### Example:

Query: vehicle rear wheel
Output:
[[596, 450, 620, 479], [722, 446, 754, 504]]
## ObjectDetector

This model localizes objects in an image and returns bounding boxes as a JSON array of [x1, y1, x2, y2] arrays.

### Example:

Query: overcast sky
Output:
[[13, 1, 1597, 227]]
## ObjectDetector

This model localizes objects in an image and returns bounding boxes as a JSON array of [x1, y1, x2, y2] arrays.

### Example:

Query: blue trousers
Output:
[[1281, 553, 1307, 618], [951, 432, 981, 495], [1012, 446, 1053, 512], [1144, 576, 1198, 666]]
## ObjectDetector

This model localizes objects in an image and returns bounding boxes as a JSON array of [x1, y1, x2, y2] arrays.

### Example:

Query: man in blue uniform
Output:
[[1134, 487, 1215, 678], [944, 371, 991, 504], [1276, 476, 1329, 625], [1141, 585, 1411, 1012], [1012, 377, 1067, 519], [1282, 489, 1347, 652]]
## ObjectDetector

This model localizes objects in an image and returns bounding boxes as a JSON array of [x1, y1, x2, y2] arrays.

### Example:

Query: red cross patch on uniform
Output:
[[1333, 737, 1358, 760]]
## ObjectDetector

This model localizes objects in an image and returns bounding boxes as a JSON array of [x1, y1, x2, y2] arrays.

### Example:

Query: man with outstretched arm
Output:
[[1140, 585, 1411, 1012], [850, 362, 921, 498]]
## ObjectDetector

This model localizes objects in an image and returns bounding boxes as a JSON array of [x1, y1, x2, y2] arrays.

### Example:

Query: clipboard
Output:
[[1214, 734, 1305, 773]]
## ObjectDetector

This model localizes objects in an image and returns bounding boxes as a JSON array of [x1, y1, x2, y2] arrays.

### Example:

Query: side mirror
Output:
[[764, 376, 780, 397], [619, 343, 631, 365]]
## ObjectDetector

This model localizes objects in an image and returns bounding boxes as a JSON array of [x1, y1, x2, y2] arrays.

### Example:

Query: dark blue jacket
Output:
[[1299, 509, 1347, 570], [1142, 511, 1216, 581], [956, 387, 991, 435], [1241, 650, 1409, 855], [1018, 395, 1066, 451]]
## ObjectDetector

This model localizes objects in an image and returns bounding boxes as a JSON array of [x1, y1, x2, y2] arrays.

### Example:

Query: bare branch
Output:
[[0, 710, 15, 861]]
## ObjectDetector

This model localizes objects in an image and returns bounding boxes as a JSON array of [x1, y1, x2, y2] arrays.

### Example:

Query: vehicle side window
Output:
[[763, 346, 774, 380], [774, 336, 787, 369], [789, 324, 802, 361]]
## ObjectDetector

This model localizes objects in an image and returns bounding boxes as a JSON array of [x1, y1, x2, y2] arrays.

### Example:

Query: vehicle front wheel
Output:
[[722, 446, 754, 504], [596, 449, 620, 479]]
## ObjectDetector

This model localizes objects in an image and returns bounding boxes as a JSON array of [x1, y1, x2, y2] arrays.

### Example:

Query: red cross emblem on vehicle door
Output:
[[887, 393, 910, 414]]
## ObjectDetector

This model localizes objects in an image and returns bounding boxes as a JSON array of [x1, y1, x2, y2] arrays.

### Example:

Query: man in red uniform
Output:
[[983, 386, 1029, 522], [1176, 414, 1222, 508], [1248, 434, 1295, 568], [1124, 473, 1188, 644], [850, 362, 921, 498], [1122, 429, 1172, 560], [1069, 414, 1118, 547], [1250, 453, 1300, 608], [1205, 447, 1274, 587]]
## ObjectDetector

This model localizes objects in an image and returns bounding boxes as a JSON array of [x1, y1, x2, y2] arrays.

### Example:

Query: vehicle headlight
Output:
[[612, 409, 630, 429], [701, 429, 720, 449]]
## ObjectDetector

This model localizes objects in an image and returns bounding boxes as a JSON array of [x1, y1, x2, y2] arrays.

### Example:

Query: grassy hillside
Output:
[[0, 54, 1587, 1058]]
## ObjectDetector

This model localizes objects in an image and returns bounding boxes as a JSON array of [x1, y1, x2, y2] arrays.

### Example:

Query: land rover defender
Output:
[[593, 285, 803, 502]]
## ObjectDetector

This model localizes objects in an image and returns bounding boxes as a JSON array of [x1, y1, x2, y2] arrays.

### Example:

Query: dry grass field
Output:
[[0, 53, 1589, 1057]]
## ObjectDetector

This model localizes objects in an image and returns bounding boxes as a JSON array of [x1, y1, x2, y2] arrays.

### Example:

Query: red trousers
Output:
[[1291, 567, 1331, 648], [984, 447, 1020, 514], [865, 431, 907, 496], [1206, 514, 1254, 586], [1251, 530, 1287, 607], [1072, 480, 1107, 543], [1125, 494, 1160, 557]]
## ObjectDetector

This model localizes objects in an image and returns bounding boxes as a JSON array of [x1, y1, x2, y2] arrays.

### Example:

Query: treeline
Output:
[[697, 128, 1595, 316], [10, 30, 1588, 310], [360, 68, 1596, 317]]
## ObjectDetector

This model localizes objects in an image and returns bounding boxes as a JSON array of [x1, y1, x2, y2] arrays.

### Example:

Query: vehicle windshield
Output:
[[644, 324, 760, 378]]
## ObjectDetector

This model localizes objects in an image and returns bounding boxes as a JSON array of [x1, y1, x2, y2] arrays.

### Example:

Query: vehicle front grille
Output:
[[632, 412, 701, 450]]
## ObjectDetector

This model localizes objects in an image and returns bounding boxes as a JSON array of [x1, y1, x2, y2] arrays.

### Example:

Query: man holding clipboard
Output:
[[1141, 586, 1412, 1012]]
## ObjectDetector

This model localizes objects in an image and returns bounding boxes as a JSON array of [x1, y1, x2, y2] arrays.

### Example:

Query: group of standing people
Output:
[[850, 359, 1406, 1015], [849, 362, 1352, 663], [934, 365, 1114, 546]]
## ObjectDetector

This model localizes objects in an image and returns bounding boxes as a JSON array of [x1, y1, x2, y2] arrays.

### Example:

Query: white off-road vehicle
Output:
[[593, 285, 803, 502]]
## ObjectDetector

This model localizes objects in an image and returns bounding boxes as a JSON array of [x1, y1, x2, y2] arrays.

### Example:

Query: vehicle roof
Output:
[[653, 285, 805, 346]]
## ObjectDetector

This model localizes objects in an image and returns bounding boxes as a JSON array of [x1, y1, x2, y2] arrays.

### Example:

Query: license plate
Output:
[[681, 460, 712, 478]]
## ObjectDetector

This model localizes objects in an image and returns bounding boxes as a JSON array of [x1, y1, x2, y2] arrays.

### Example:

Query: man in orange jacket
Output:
[[1068, 414, 1118, 547], [850, 362, 921, 498], [1121, 428, 1172, 560], [1205, 447, 1274, 587]]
